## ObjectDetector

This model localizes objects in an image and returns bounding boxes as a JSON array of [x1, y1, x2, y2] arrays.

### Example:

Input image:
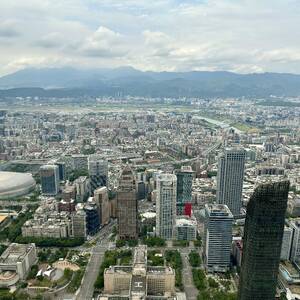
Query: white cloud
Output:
[[0, 20, 20, 37], [36, 32, 66, 49], [0, 0, 300, 75], [80, 26, 129, 57]]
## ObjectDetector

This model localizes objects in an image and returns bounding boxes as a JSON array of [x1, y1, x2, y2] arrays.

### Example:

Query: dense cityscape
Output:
[[1, 0, 300, 299], [0, 94, 299, 300]]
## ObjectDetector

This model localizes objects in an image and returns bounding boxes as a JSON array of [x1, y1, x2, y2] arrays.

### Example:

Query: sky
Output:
[[0, 0, 300, 76]]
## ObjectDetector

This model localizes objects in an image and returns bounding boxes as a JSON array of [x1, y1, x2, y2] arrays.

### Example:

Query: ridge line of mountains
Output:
[[1, 66, 300, 98]]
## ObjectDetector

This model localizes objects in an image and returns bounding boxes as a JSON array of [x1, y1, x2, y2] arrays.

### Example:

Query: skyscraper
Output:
[[117, 166, 138, 240], [238, 180, 289, 300], [280, 225, 293, 261], [85, 202, 100, 236], [290, 220, 300, 262], [175, 166, 193, 215], [40, 165, 60, 196], [156, 174, 177, 240], [94, 186, 110, 226], [88, 155, 108, 193], [204, 204, 233, 273], [217, 148, 246, 216]]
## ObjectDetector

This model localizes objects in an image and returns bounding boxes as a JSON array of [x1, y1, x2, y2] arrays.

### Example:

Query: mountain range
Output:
[[1, 67, 300, 98]]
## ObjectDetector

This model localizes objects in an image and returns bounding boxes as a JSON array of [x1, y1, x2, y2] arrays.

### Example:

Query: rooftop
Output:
[[0, 171, 36, 197], [205, 204, 233, 217], [0, 243, 35, 264], [175, 216, 197, 226]]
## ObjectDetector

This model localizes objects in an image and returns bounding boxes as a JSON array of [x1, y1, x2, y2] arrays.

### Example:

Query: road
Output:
[[162, 244, 199, 300], [76, 243, 106, 300], [75, 222, 115, 300], [76, 225, 198, 300], [181, 250, 198, 300]]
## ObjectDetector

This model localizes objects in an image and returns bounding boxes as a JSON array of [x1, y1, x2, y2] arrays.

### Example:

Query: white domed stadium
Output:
[[0, 172, 36, 200]]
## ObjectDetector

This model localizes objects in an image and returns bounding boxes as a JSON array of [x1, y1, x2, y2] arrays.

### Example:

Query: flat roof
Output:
[[131, 275, 146, 293], [0, 243, 35, 264], [0, 215, 7, 224], [175, 217, 197, 226]]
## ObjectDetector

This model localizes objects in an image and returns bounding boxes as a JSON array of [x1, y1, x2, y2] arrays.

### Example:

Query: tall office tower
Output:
[[85, 203, 100, 235], [290, 220, 300, 262], [0, 110, 6, 137], [204, 204, 233, 273], [94, 186, 110, 226], [117, 166, 138, 240], [40, 165, 60, 196], [281, 225, 293, 261], [238, 180, 289, 300], [88, 155, 108, 193], [175, 166, 194, 215], [216, 147, 246, 216], [156, 174, 177, 240]]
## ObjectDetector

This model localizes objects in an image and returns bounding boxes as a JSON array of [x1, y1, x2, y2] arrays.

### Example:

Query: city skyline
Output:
[[0, 1, 300, 297]]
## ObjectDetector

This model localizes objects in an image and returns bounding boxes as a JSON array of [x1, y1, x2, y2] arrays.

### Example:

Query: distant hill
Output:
[[1, 67, 300, 98]]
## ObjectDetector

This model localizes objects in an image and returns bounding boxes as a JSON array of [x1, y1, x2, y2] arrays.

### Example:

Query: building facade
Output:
[[40, 164, 60, 196], [156, 174, 177, 240], [238, 180, 289, 300], [88, 156, 108, 193], [216, 148, 246, 216], [290, 220, 300, 262], [174, 216, 197, 241], [72, 209, 87, 239], [117, 166, 138, 239], [74, 176, 90, 202], [175, 166, 193, 215], [204, 204, 233, 273], [281, 225, 293, 261], [94, 187, 110, 226], [0, 243, 37, 282], [85, 203, 100, 236], [102, 246, 175, 299]]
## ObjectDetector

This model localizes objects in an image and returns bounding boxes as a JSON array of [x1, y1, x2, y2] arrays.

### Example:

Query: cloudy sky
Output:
[[0, 0, 300, 76]]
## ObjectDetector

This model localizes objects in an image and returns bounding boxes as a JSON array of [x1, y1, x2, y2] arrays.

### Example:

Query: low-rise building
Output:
[[174, 216, 197, 241], [72, 209, 87, 239], [102, 246, 176, 299], [21, 198, 72, 238], [0, 243, 37, 286]]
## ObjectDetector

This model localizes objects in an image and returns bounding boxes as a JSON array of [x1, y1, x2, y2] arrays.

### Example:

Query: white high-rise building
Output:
[[204, 204, 233, 273], [216, 148, 246, 216], [281, 225, 293, 261], [156, 174, 177, 240], [290, 220, 300, 262]]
